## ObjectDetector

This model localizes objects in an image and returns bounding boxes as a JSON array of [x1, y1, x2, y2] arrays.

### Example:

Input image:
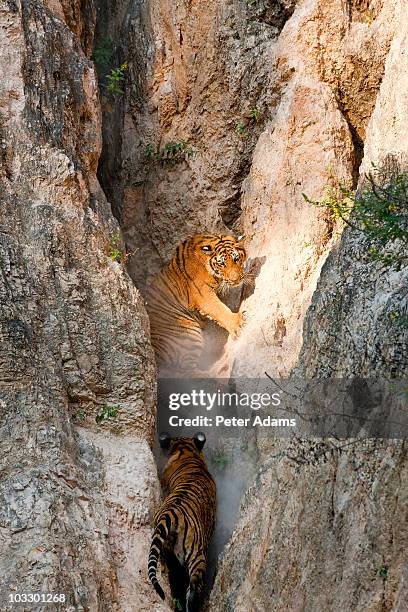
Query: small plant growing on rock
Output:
[[249, 107, 262, 123], [303, 177, 354, 224], [106, 61, 128, 96], [144, 143, 155, 160], [236, 121, 249, 138], [161, 140, 193, 162], [173, 598, 183, 611], [108, 233, 123, 261], [107, 233, 134, 264], [73, 410, 86, 423], [388, 310, 408, 328], [95, 404, 120, 424], [210, 451, 230, 470], [378, 565, 388, 580], [236, 108, 263, 139], [144, 140, 195, 165], [303, 169, 408, 270]]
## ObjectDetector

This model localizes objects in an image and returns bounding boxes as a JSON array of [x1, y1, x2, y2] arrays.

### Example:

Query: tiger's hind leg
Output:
[[185, 556, 206, 612], [162, 548, 188, 610]]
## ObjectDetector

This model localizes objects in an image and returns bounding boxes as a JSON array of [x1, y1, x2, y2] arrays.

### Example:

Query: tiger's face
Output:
[[193, 234, 247, 286]]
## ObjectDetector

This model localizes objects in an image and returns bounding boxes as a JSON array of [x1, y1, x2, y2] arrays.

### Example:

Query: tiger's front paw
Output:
[[229, 311, 246, 339]]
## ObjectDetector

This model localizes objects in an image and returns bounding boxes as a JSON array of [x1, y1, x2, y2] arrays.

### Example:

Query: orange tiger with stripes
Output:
[[148, 432, 216, 611], [146, 234, 247, 377]]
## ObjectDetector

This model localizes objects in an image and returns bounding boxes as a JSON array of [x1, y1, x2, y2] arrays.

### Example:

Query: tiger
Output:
[[148, 432, 216, 611], [146, 234, 247, 377]]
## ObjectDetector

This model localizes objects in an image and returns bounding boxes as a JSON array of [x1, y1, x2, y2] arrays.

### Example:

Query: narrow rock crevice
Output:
[[94, 0, 296, 291], [335, 93, 364, 187]]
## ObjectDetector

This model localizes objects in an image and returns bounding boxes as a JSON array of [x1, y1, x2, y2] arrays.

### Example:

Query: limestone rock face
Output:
[[232, 0, 400, 376], [296, 0, 408, 379], [208, 439, 408, 612], [0, 2, 163, 610], [208, 2, 408, 610], [94, 1, 408, 608]]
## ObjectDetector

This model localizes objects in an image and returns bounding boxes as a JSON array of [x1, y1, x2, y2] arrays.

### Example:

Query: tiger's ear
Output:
[[159, 432, 171, 449], [193, 431, 206, 451]]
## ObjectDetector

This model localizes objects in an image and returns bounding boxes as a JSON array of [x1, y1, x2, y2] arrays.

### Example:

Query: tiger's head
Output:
[[190, 234, 247, 287]]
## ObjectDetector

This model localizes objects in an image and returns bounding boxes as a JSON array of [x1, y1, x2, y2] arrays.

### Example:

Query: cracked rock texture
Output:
[[208, 2, 408, 611], [232, 0, 399, 376], [2, 0, 408, 610], [0, 1, 164, 610], [209, 440, 408, 612]]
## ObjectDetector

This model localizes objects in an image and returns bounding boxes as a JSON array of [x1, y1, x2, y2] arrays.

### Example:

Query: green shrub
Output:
[[378, 565, 388, 580], [302, 178, 354, 223], [144, 140, 195, 165], [303, 169, 408, 269], [236, 121, 249, 138], [106, 62, 128, 96], [95, 404, 120, 424]]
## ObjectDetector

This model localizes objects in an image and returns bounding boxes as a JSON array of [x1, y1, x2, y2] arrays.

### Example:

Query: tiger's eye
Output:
[[202, 245, 212, 252]]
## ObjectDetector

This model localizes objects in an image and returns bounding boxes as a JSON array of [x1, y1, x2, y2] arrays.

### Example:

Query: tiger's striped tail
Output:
[[148, 520, 169, 600]]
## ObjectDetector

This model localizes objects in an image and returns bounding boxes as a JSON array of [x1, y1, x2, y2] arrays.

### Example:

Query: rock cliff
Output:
[[0, 1, 164, 610], [1, 0, 407, 610], [208, 1, 408, 610]]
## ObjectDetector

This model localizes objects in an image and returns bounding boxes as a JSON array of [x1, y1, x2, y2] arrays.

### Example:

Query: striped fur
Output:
[[148, 434, 216, 610], [146, 234, 247, 377]]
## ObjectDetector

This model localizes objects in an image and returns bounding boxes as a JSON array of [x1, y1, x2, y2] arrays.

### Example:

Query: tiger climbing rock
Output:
[[148, 432, 216, 611], [146, 234, 247, 377]]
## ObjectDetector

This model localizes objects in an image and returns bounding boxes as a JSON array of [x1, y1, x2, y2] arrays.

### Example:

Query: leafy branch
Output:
[[303, 169, 408, 269], [144, 140, 195, 165], [105, 62, 128, 96]]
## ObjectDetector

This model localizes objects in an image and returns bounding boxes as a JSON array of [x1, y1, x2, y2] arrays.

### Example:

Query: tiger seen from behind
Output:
[[146, 234, 247, 377], [148, 432, 216, 612]]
